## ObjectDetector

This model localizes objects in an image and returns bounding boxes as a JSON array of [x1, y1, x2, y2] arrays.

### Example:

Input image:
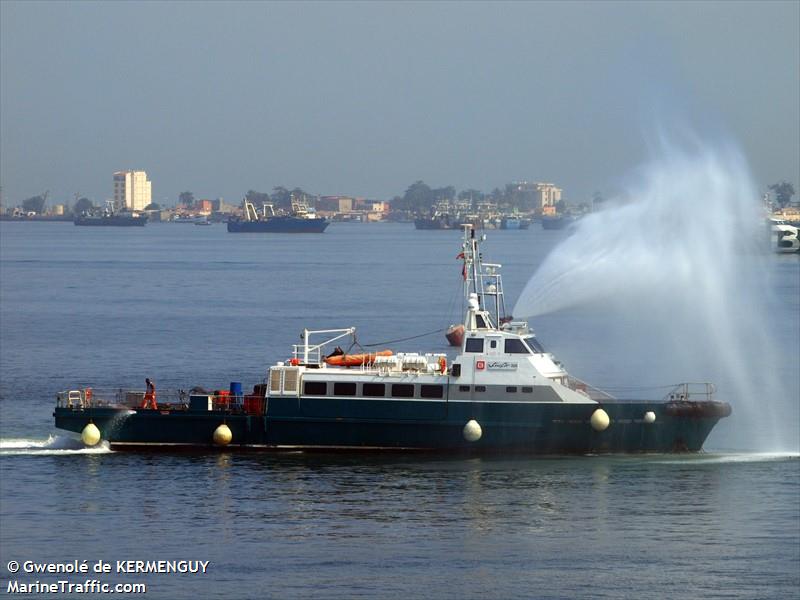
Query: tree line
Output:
[[769, 181, 796, 208], [12, 180, 797, 215]]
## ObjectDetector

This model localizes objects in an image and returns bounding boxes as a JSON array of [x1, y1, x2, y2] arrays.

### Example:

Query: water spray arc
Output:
[[513, 139, 796, 452]]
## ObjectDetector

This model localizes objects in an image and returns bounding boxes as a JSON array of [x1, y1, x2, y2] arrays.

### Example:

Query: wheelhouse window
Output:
[[527, 338, 546, 353], [363, 383, 385, 397], [391, 384, 414, 398], [333, 382, 357, 396], [420, 385, 444, 399], [475, 314, 488, 328], [304, 381, 327, 396], [504, 339, 531, 354], [465, 338, 484, 353]]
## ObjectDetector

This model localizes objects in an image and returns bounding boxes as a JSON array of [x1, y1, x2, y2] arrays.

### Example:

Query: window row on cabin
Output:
[[303, 381, 444, 399], [464, 338, 542, 354], [458, 385, 534, 393]]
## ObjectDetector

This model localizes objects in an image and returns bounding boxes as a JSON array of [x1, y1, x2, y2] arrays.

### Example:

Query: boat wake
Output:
[[651, 452, 800, 465], [0, 435, 112, 456]]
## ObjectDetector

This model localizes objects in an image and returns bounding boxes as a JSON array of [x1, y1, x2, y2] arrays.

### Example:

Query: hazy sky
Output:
[[1, 1, 798, 206]]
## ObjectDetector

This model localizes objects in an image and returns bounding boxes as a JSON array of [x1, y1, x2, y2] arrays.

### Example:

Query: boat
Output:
[[770, 218, 800, 253], [414, 210, 459, 230], [171, 214, 209, 224], [500, 216, 530, 230], [53, 226, 731, 453], [540, 214, 573, 230], [74, 201, 147, 227], [463, 214, 500, 230], [227, 199, 329, 233]]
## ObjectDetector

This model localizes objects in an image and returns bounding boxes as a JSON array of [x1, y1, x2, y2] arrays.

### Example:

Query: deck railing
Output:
[[57, 388, 187, 409], [662, 382, 716, 402], [56, 388, 265, 413], [569, 381, 718, 403], [292, 327, 356, 365], [565, 376, 616, 401]]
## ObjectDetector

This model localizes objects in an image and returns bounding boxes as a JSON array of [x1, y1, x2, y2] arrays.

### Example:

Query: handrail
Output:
[[566, 376, 616, 401], [56, 387, 266, 413], [663, 382, 716, 402], [293, 327, 356, 365]]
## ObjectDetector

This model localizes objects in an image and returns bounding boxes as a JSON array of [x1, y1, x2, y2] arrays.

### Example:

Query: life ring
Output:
[[438, 356, 447, 374]]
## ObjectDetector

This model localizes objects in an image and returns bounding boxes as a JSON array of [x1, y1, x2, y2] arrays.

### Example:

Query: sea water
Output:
[[1, 221, 798, 599]]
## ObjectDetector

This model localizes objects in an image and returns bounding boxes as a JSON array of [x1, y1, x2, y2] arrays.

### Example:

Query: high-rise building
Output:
[[507, 181, 562, 210], [533, 183, 562, 208], [113, 171, 152, 211]]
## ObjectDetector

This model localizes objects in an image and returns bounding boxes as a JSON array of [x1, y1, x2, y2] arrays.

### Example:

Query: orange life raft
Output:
[[324, 350, 393, 367]]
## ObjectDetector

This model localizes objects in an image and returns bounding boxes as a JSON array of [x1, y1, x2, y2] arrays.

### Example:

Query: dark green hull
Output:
[[54, 398, 730, 453]]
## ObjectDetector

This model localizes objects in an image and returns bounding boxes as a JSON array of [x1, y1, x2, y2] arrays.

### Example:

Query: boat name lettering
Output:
[[487, 361, 518, 371]]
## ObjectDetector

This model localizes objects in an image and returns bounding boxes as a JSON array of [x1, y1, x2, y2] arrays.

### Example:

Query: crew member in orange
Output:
[[142, 378, 157, 409]]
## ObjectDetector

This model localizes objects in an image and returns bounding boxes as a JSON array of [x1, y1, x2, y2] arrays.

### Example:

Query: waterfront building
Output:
[[508, 181, 562, 211], [533, 183, 562, 209], [774, 206, 800, 224], [319, 196, 354, 213], [353, 199, 390, 213], [113, 170, 152, 211], [211, 198, 234, 213]]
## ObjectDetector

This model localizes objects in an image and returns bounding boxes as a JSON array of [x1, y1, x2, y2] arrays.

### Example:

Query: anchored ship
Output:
[[414, 211, 458, 230], [500, 216, 530, 230], [74, 201, 147, 227], [770, 218, 800, 253], [54, 226, 730, 452], [540, 214, 575, 230], [227, 199, 329, 233]]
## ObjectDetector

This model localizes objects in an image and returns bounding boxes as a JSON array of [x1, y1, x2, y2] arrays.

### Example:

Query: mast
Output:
[[458, 224, 514, 331], [469, 226, 480, 310]]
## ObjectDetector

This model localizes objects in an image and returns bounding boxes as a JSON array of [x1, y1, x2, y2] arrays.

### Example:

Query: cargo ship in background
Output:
[[770, 218, 800, 253], [170, 214, 210, 224], [54, 225, 731, 453], [500, 216, 530, 230], [540, 214, 575, 230], [414, 209, 458, 230], [227, 199, 329, 233], [74, 201, 148, 227]]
